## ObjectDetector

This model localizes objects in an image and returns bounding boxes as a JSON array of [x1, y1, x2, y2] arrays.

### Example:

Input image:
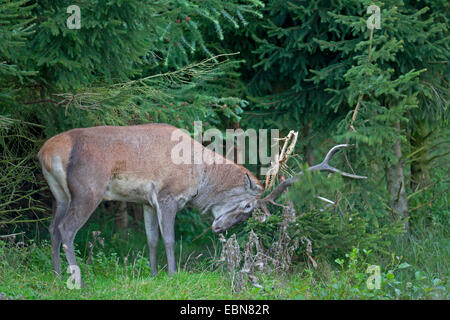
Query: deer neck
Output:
[[190, 163, 243, 214]]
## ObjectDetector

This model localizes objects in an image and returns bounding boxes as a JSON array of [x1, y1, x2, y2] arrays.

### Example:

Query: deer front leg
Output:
[[143, 204, 159, 276], [156, 199, 178, 276]]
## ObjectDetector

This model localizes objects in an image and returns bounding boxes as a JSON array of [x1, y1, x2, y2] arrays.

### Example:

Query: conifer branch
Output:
[[349, 27, 375, 132]]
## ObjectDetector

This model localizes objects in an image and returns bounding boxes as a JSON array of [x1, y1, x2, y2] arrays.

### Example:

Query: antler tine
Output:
[[259, 144, 367, 211], [323, 144, 351, 164], [311, 144, 367, 179]]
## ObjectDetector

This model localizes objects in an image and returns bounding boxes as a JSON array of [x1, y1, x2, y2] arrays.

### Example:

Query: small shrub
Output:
[[219, 202, 301, 292]]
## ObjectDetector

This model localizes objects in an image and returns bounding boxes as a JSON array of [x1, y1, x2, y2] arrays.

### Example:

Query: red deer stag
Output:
[[38, 123, 365, 286]]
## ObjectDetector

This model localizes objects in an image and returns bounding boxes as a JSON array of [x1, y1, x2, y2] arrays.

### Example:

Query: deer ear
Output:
[[244, 173, 261, 192]]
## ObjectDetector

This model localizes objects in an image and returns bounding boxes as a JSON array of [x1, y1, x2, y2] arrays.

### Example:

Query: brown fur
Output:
[[39, 123, 264, 283], [38, 133, 73, 173], [38, 123, 262, 199]]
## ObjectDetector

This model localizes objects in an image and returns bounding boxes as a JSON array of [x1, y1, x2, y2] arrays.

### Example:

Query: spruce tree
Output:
[[230, 0, 448, 233], [0, 0, 262, 227]]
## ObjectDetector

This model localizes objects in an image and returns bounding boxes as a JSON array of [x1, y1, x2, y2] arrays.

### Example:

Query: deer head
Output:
[[211, 173, 264, 233]]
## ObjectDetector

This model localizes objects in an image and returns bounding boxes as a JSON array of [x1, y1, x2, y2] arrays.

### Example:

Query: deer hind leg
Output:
[[49, 201, 69, 277], [58, 162, 110, 287], [58, 189, 106, 287], [143, 204, 159, 276], [42, 164, 70, 278]]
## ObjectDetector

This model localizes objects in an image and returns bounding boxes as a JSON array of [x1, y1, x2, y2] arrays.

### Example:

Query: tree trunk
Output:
[[386, 122, 409, 232], [115, 201, 129, 230], [410, 120, 431, 191], [302, 123, 315, 166], [130, 203, 143, 224]]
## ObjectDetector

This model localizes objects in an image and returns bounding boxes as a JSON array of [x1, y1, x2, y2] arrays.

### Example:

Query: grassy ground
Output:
[[1, 266, 308, 300], [0, 229, 448, 300], [0, 238, 307, 299], [1, 176, 448, 300]]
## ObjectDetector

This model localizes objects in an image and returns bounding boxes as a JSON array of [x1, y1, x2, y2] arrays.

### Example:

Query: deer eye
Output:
[[244, 203, 252, 210]]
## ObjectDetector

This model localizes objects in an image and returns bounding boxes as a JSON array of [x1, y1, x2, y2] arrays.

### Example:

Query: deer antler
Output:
[[258, 144, 367, 216]]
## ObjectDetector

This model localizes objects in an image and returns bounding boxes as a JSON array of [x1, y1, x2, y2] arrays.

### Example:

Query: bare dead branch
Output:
[[0, 232, 25, 238], [265, 130, 298, 189]]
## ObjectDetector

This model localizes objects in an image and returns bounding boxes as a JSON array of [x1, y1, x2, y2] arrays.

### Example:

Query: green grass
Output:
[[0, 240, 307, 299], [3, 268, 246, 300], [2, 269, 317, 300], [0, 234, 447, 300], [1, 179, 448, 300]]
